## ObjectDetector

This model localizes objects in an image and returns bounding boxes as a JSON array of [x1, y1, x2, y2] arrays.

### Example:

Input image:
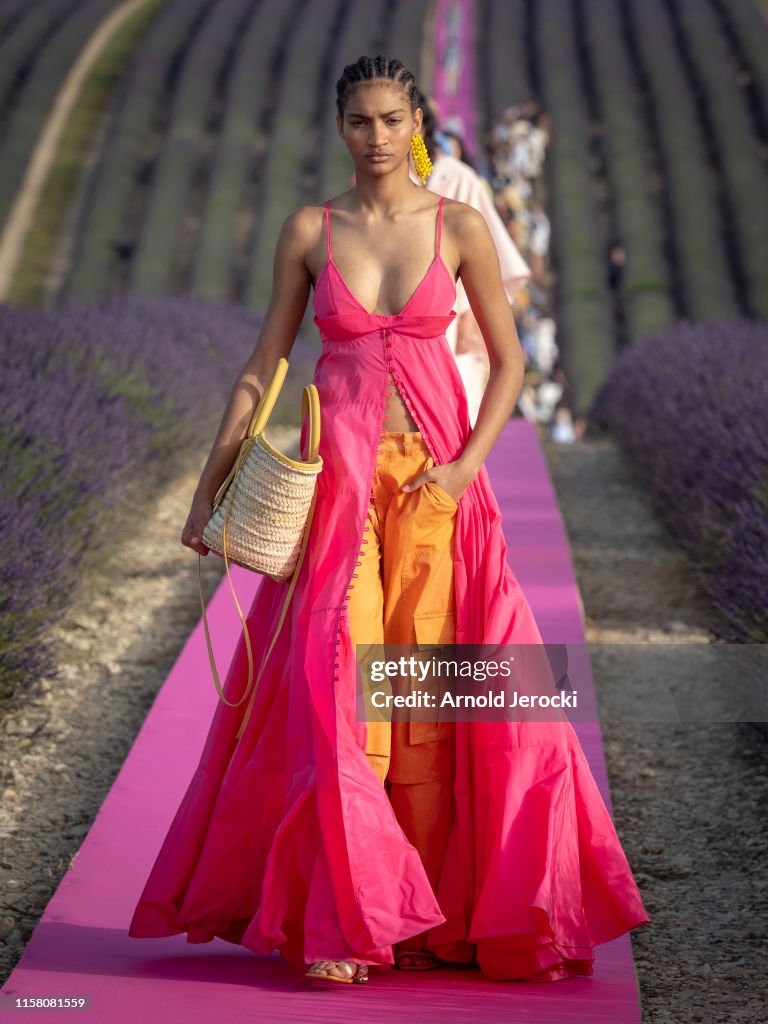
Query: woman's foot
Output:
[[393, 946, 443, 971], [304, 959, 369, 985]]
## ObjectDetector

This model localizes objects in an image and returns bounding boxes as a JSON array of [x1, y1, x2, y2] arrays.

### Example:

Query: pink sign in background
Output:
[[433, 0, 478, 157]]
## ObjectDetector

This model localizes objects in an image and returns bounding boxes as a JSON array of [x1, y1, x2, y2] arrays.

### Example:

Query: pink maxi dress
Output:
[[128, 195, 649, 981]]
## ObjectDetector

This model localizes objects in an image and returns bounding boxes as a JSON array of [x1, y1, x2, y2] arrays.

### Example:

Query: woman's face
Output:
[[337, 82, 421, 179]]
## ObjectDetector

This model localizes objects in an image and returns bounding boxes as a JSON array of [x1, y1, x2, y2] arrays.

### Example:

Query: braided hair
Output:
[[336, 54, 421, 121]]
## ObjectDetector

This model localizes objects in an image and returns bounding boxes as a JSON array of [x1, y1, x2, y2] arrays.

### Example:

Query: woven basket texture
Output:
[[202, 438, 320, 581]]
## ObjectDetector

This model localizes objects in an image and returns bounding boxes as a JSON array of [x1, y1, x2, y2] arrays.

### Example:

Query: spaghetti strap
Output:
[[435, 195, 444, 259], [324, 200, 333, 260]]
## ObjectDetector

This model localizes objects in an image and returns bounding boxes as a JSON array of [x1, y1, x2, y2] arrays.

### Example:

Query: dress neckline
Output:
[[318, 195, 455, 318], [319, 254, 455, 318]]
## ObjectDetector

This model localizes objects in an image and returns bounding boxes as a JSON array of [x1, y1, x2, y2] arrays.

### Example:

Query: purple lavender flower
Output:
[[590, 318, 768, 642], [0, 294, 319, 696]]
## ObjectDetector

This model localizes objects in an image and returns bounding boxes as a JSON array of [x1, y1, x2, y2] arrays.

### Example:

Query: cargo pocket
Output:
[[399, 482, 456, 597], [409, 610, 456, 745], [421, 455, 459, 512], [423, 479, 459, 511]]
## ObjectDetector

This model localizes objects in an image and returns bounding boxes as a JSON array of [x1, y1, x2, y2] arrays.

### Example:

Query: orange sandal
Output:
[[304, 959, 369, 985]]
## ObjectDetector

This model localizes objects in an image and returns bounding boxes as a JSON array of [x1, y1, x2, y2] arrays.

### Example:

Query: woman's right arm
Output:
[[183, 207, 315, 555]]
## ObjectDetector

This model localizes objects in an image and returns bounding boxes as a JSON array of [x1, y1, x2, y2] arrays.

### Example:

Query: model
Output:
[[128, 54, 649, 988]]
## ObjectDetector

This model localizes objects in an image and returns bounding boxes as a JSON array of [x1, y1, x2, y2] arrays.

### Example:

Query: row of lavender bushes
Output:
[[0, 295, 317, 701], [590, 318, 768, 644]]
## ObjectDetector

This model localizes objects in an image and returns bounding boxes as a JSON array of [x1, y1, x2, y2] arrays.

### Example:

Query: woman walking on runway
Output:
[[128, 54, 649, 987]]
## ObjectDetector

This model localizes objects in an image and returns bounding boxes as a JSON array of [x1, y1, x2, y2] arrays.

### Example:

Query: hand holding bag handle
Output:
[[196, 360, 321, 740]]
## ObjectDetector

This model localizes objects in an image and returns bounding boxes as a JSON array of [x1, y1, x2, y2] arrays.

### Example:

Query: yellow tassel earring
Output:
[[410, 134, 433, 185]]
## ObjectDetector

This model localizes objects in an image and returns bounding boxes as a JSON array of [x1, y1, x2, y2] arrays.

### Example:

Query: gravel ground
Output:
[[0, 453, 226, 977], [1, 426, 766, 1023]]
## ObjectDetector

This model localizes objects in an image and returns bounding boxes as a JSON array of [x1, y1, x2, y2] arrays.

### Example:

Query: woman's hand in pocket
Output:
[[400, 459, 475, 504]]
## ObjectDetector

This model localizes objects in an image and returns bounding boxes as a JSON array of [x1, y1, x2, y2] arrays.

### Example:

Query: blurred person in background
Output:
[[411, 92, 531, 427]]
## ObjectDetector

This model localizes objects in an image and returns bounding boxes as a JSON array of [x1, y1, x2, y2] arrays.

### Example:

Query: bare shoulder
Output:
[[440, 197, 494, 266], [277, 204, 325, 253], [441, 197, 490, 241]]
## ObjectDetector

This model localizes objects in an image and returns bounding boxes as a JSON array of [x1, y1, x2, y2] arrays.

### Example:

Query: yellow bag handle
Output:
[[247, 356, 289, 437], [196, 359, 321, 741], [211, 367, 320, 511], [247, 357, 320, 457], [197, 477, 319, 740]]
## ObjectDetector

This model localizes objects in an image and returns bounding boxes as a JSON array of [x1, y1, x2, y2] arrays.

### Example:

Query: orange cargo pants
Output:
[[346, 429, 457, 953]]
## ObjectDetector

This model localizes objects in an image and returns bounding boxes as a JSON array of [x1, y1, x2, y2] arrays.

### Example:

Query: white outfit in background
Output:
[[533, 317, 558, 375], [411, 154, 531, 426]]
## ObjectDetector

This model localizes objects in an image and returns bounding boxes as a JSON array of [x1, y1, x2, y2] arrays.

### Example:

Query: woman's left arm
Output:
[[402, 202, 525, 501]]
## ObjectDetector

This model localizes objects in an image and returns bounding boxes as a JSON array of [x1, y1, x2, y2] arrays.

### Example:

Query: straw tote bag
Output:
[[197, 357, 322, 739]]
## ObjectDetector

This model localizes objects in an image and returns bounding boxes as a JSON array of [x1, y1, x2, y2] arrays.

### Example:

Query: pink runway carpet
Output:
[[0, 419, 644, 1023]]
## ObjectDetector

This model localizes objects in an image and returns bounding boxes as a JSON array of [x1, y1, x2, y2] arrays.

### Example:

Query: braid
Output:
[[336, 54, 420, 120]]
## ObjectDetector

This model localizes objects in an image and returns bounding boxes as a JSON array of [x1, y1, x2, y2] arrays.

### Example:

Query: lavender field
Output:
[[591, 318, 768, 644], [0, 295, 316, 698]]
